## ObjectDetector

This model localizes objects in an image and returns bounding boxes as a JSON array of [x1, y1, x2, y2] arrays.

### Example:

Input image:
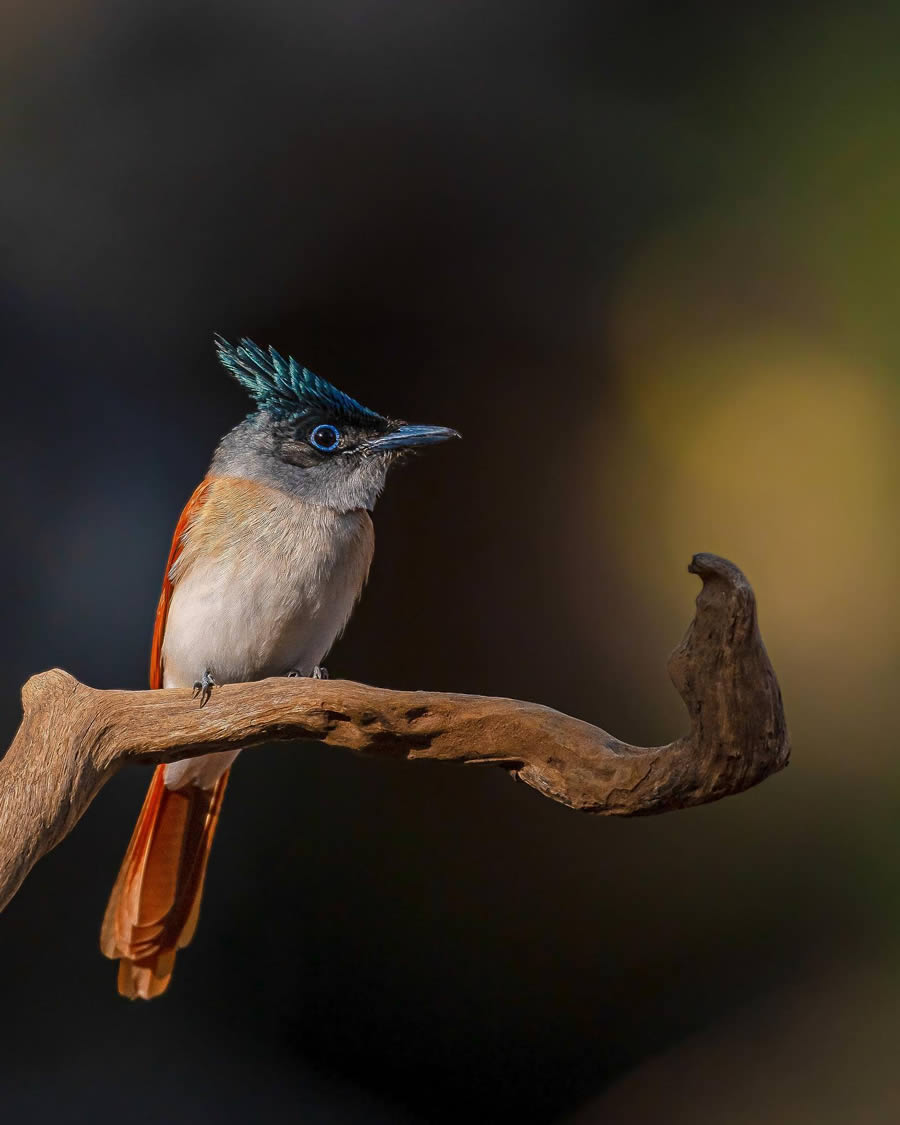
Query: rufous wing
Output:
[[149, 478, 213, 690], [101, 478, 229, 999]]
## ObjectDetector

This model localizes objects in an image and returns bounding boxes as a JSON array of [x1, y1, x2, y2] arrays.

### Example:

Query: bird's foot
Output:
[[191, 670, 217, 707], [287, 666, 329, 680]]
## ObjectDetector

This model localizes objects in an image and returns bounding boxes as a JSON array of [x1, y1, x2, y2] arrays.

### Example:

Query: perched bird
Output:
[[101, 337, 459, 999]]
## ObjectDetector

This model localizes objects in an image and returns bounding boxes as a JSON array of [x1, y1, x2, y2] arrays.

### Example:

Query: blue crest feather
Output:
[[214, 335, 383, 423]]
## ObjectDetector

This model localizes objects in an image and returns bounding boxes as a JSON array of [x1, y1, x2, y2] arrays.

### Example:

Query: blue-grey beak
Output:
[[366, 424, 461, 452]]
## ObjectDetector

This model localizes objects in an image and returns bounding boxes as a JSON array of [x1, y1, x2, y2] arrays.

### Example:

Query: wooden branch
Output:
[[0, 553, 788, 913]]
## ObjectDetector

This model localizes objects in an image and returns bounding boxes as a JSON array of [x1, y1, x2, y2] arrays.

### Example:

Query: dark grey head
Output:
[[210, 336, 460, 511]]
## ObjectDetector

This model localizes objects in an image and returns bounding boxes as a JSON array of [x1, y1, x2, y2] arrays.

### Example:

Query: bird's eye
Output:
[[309, 423, 341, 451]]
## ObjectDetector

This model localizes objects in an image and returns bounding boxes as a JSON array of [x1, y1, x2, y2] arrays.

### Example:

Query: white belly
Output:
[[162, 555, 351, 688], [161, 494, 373, 788]]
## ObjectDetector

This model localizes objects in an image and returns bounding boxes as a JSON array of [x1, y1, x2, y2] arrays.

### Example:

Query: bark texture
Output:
[[0, 553, 789, 913]]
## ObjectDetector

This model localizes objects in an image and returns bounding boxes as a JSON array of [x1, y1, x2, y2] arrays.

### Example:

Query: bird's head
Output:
[[212, 336, 460, 511]]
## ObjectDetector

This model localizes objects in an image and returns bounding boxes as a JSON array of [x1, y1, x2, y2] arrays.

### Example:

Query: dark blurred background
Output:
[[2, 2, 900, 1122]]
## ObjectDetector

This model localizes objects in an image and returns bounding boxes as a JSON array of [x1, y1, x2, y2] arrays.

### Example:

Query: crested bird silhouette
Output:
[[101, 337, 460, 998]]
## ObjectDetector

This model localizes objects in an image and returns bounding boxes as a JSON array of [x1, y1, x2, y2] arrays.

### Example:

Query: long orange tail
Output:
[[100, 765, 229, 999]]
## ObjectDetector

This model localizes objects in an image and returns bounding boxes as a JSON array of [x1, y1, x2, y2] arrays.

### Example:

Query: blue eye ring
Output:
[[309, 423, 341, 452]]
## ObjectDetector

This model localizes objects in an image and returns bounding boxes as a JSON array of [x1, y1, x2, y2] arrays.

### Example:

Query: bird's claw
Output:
[[191, 671, 217, 707], [286, 666, 329, 679]]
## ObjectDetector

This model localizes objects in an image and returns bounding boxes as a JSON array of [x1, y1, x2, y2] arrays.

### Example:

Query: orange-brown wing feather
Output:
[[102, 477, 229, 1000], [149, 477, 213, 689]]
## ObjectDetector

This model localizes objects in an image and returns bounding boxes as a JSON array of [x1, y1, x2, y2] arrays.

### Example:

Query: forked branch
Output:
[[0, 553, 789, 913]]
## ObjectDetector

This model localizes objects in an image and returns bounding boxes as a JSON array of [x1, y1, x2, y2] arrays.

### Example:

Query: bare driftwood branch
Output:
[[0, 553, 788, 913]]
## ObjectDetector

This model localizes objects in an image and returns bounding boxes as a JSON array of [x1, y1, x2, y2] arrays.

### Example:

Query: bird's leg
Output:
[[191, 670, 217, 707], [287, 666, 329, 679]]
